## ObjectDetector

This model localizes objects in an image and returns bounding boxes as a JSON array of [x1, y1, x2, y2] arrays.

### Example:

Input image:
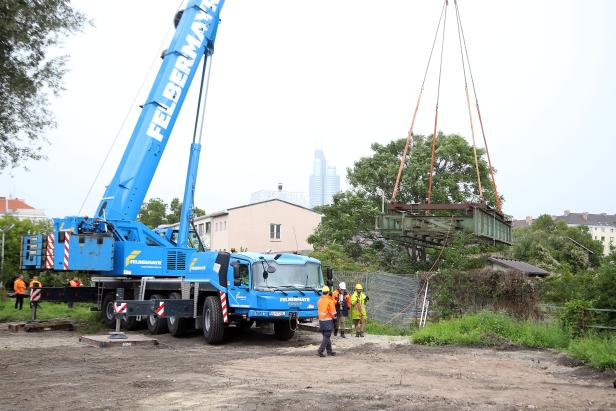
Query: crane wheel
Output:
[[202, 295, 225, 344], [167, 292, 188, 336], [147, 293, 169, 335]]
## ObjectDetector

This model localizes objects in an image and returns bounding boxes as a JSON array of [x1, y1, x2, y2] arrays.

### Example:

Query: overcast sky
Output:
[[1, 0, 615, 220]]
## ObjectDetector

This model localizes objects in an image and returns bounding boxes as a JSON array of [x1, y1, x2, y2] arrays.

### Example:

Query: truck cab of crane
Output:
[[226, 252, 323, 322]]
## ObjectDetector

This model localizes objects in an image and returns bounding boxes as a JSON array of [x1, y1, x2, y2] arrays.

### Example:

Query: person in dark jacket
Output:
[[332, 282, 351, 338], [317, 285, 337, 357]]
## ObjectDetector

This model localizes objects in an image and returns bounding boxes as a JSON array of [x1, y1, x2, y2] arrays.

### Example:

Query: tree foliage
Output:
[[137, 197, 206, 228], [0, 0, 87, 170], [0, 215, 52, 285], [510, 215, 603, 273], [347, 133, 500, 206], [309, 133, 498, 273]]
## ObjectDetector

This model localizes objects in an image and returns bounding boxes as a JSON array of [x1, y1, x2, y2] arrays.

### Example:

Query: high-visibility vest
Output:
[[14, 279, 26, 294], [318, 296, 336, 321], [29, 280, 42, 288]]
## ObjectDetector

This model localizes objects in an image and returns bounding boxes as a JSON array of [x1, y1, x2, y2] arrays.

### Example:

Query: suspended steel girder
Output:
[[376, 203, 512, 248]]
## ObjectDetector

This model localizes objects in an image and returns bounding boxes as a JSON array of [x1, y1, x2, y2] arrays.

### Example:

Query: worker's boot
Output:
[[317, 352, 326, 357], [341, 331, 346, 338], [355, 332, 360, 337], [334, 330, 338, 337], [360, 332, 365, 337]]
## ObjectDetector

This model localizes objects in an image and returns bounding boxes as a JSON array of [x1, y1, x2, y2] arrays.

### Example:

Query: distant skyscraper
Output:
[[309, 150, 340, 208], [250, 183, 307, 207]]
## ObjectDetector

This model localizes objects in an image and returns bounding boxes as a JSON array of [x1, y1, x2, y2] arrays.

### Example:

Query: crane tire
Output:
[[167, 292, 188, 336], [203, 295, 225, 344], [147, 293, 169, 335]]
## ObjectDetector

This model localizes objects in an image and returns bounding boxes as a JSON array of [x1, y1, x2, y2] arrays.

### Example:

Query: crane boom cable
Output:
[[391, 1, 447, 202], [454, 0, 501, 210], [427, 1, 448, 207], [78, 0, 186, 216], [454, 0, 483, 198]]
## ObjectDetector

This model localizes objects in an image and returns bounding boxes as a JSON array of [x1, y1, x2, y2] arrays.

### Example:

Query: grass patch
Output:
[[568, 334, 616, 369], [413, 311, 570, 349], [412, 311, 616, 369], [0, 299, 103, 332], [364, 320, 414, 336]]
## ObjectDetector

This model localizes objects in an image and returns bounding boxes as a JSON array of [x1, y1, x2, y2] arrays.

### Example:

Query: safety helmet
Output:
[[321, 285, 330, 293], [355, 283, 363, 290], [339, 282, 346, 290]]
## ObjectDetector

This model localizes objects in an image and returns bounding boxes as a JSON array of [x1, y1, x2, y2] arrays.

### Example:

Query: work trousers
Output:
[[353, 318, 365, 332], [335, 315, 348, 331], [14, 294, 24, 310], [318, 329, 333, 354]]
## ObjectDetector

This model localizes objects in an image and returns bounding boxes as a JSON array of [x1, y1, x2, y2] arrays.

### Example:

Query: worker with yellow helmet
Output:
[[316, 285, 337, 357], [351, 283, 368, 337]]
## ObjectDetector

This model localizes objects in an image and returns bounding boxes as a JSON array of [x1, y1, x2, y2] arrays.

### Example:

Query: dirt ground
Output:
[[0, 325, 614, 410]]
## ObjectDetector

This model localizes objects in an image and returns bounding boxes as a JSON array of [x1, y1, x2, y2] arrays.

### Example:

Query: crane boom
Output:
[[96, 0, 224, 221]]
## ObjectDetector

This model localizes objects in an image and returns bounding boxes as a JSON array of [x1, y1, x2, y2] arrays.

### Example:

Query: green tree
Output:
[[347, 133, 500, 206], [0, 1, 87, 170], [0, 215, 52, 285], [510, 215, 603, 272], [138, 198, 168, 229], [309, 133, 497, 273], [166, 197, 205, 225]]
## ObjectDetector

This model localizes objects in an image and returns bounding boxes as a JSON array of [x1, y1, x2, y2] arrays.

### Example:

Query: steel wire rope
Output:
[[427, 1, 449, 208], [454, 0, 501, 211], [391, 1, 447, 202], [454, 1, 483, 199], [77, 0, 187, 215]]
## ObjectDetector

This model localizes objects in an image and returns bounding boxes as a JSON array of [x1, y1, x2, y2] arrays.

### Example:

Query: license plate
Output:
[[270, 311, 285, 317]]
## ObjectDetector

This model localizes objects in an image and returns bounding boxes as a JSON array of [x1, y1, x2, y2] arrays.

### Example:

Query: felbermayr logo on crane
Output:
[[146, 0, 220, 142]]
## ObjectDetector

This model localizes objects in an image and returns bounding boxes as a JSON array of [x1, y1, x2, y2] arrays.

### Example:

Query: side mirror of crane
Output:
[[230, 261, 242, 287], [262, 270, 269, 280]]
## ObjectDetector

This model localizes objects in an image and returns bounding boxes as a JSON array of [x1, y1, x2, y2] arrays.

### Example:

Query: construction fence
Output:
[[332, 271, 422, 327]]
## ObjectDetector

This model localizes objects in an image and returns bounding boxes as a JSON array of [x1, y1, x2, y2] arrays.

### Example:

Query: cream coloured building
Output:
[[189, 199, 321, 254]]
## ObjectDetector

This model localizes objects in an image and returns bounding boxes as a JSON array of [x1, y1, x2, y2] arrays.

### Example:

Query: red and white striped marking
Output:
[[114, 302, 127, 314], [30, 288, 41, 302], [45, 233, 54, 269], [154, 302, 165, 317], [219, 291, 228, 324], [63, 232, 71, 270]]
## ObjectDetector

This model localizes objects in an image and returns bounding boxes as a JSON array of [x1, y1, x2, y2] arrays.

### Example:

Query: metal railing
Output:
[[332, 271, 420, 326]]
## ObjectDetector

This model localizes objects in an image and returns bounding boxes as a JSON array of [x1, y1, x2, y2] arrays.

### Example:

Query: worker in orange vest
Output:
[[13, 273, 26, 310], [29, 276, 42, 289], [317, 285, 337, 357]]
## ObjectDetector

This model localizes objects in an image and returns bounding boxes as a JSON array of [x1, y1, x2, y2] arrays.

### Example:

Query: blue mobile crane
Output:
[[19, 0, 328, 343]]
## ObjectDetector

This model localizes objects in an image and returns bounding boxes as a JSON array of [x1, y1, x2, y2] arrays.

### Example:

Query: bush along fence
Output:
[[332, 271, 420, 326], [542, 301, 616, 336]]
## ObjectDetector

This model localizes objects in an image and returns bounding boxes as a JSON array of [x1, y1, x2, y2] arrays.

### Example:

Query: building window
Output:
[[205, 222, 211, 234], [601, 236, 605, 241], [270, 223, 281, 240], [198, 223, 204, 235], [224, 221, 227, 231]]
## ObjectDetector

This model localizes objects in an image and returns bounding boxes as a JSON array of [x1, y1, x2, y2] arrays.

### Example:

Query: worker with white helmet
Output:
[[351, 283, 368, 337], [332, 282, 351, 338]]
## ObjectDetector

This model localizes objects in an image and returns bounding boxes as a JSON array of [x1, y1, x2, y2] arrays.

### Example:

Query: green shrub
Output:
[[413, 311, 569, 349], [560, 299, 593, 337], [568, 334, 616, 369]]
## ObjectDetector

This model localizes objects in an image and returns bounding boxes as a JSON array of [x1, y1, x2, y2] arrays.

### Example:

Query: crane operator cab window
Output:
[[169, 229, 205, 252]]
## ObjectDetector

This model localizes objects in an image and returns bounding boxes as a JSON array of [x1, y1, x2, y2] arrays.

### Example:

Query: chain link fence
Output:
[[332, 271, 421, 326]]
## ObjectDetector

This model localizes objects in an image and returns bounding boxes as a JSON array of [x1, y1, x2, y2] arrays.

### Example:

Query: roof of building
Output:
[[488, 256, 549, 277], [228, 199, 320, 214], [0, 197, 34, 213], [553, 212, 616, 227]]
